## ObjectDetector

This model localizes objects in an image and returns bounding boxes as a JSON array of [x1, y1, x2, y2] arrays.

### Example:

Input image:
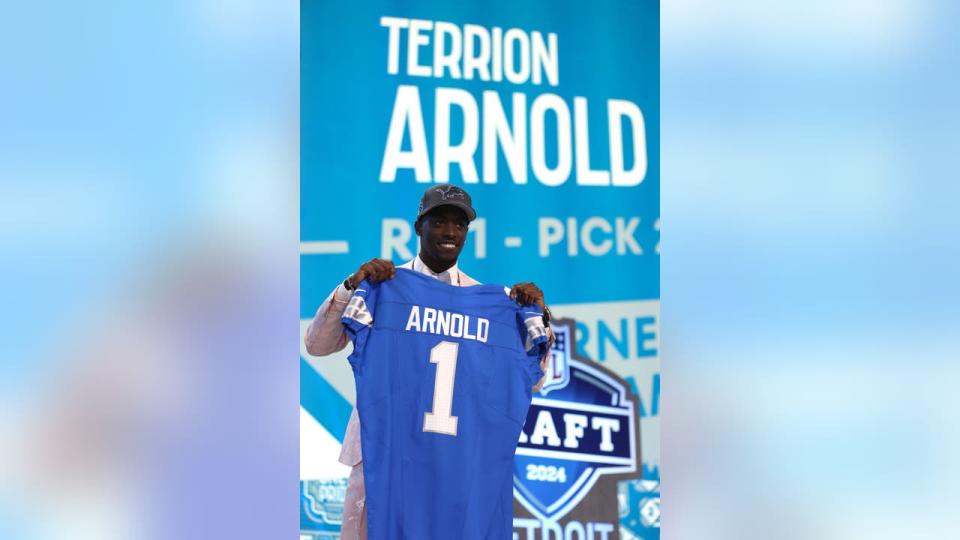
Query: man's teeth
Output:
[[440, 243, 456, 248]]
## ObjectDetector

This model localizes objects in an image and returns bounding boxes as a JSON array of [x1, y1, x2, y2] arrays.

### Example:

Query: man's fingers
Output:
[[356, 260, 375, 279], [511, 286, 526, 303], [361, 260, 383, 282], [510, 283, 548, 308], [370, 259, 388, 275], [369, 259, 394, 282], [352, 258, 398, 285], [352, 258, 401, 284], [516, 287, 533, 304], [511, 283, 530, 300]]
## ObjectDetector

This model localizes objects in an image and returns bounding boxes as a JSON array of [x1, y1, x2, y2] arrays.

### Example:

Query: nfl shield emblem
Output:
[[513, 320, 641, 522]]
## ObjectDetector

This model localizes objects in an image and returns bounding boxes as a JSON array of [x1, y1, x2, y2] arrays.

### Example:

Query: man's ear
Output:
[[414, 217, 423, 236]]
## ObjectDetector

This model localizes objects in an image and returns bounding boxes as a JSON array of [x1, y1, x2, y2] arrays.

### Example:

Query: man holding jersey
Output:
[[304, 184, 553, 540]]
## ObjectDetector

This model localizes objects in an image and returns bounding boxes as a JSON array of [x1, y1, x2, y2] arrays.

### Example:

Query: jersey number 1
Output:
[[423, 341, 459, 436]]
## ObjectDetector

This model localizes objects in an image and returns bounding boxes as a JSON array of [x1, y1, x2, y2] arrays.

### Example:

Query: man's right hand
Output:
[[347, 258, 396, 289]]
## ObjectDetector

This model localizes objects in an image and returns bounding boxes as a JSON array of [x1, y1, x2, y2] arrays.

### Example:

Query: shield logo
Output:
[[513, 320, 641, 522]]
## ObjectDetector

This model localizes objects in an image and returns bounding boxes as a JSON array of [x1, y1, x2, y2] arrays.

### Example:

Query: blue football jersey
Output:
[[342, 268, 549, 540]]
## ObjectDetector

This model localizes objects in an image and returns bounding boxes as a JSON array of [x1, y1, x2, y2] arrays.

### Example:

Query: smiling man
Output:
[[304, 184, 551, 540]]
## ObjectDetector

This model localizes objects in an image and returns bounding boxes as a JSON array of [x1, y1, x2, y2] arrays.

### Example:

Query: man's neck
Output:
[[417, 253, 455, 275]]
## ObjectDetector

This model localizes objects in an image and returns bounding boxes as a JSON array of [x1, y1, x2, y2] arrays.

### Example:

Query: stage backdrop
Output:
[[300, 1, 659, 538]]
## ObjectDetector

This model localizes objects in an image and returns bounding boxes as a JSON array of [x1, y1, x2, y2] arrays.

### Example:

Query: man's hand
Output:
[[509, 282, 546, 310], [347, 258, 396, 289]]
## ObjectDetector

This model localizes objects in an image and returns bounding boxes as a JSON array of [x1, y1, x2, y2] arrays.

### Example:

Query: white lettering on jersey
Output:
[[405, 305, 422, 332], [405, 305, 489, 343]]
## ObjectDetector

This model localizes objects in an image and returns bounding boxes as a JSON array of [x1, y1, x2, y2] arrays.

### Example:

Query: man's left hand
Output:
[[510, 282, 546, 310]]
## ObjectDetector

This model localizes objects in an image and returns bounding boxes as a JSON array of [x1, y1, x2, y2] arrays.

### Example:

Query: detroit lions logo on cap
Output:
[[416, 185, 464, 213], [416, 184, 476, 221], [436, 184, 466, 200]]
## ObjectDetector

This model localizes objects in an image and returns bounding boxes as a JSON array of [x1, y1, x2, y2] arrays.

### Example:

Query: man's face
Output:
[[416, 206, 469, 266]]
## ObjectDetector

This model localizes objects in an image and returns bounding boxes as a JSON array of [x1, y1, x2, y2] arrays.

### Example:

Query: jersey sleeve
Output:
[[341, 280, 378, 357], [516, 305, 549, 386]]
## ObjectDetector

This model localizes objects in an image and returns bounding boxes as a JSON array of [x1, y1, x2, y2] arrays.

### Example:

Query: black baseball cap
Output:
[[416, 185, 477, 222]]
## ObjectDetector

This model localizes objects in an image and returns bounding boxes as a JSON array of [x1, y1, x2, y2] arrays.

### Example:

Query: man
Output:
[[304, 184, 552, 540]]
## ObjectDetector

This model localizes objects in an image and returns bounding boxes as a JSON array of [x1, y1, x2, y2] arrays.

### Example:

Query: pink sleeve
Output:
[[303, 284, 352, 356]]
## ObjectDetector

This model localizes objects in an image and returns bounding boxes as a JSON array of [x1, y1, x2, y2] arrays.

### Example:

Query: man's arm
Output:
[[304, 284, 353, 356], [303, 258, 397, 357], [509, 281, 554, 392]]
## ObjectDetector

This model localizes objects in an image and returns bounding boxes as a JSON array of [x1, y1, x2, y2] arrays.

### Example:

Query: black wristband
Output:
[[542, 306, 553, 325], [343, 276, 356, 291]]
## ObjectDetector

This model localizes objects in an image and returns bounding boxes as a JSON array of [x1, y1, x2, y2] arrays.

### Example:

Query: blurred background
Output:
[[662, 0, 960, 538], [0, 1, 299, 539], [0, 0, 957, 539]]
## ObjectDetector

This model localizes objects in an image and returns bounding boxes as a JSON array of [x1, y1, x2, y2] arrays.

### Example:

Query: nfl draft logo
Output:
[[513, 320, 643, 539]]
